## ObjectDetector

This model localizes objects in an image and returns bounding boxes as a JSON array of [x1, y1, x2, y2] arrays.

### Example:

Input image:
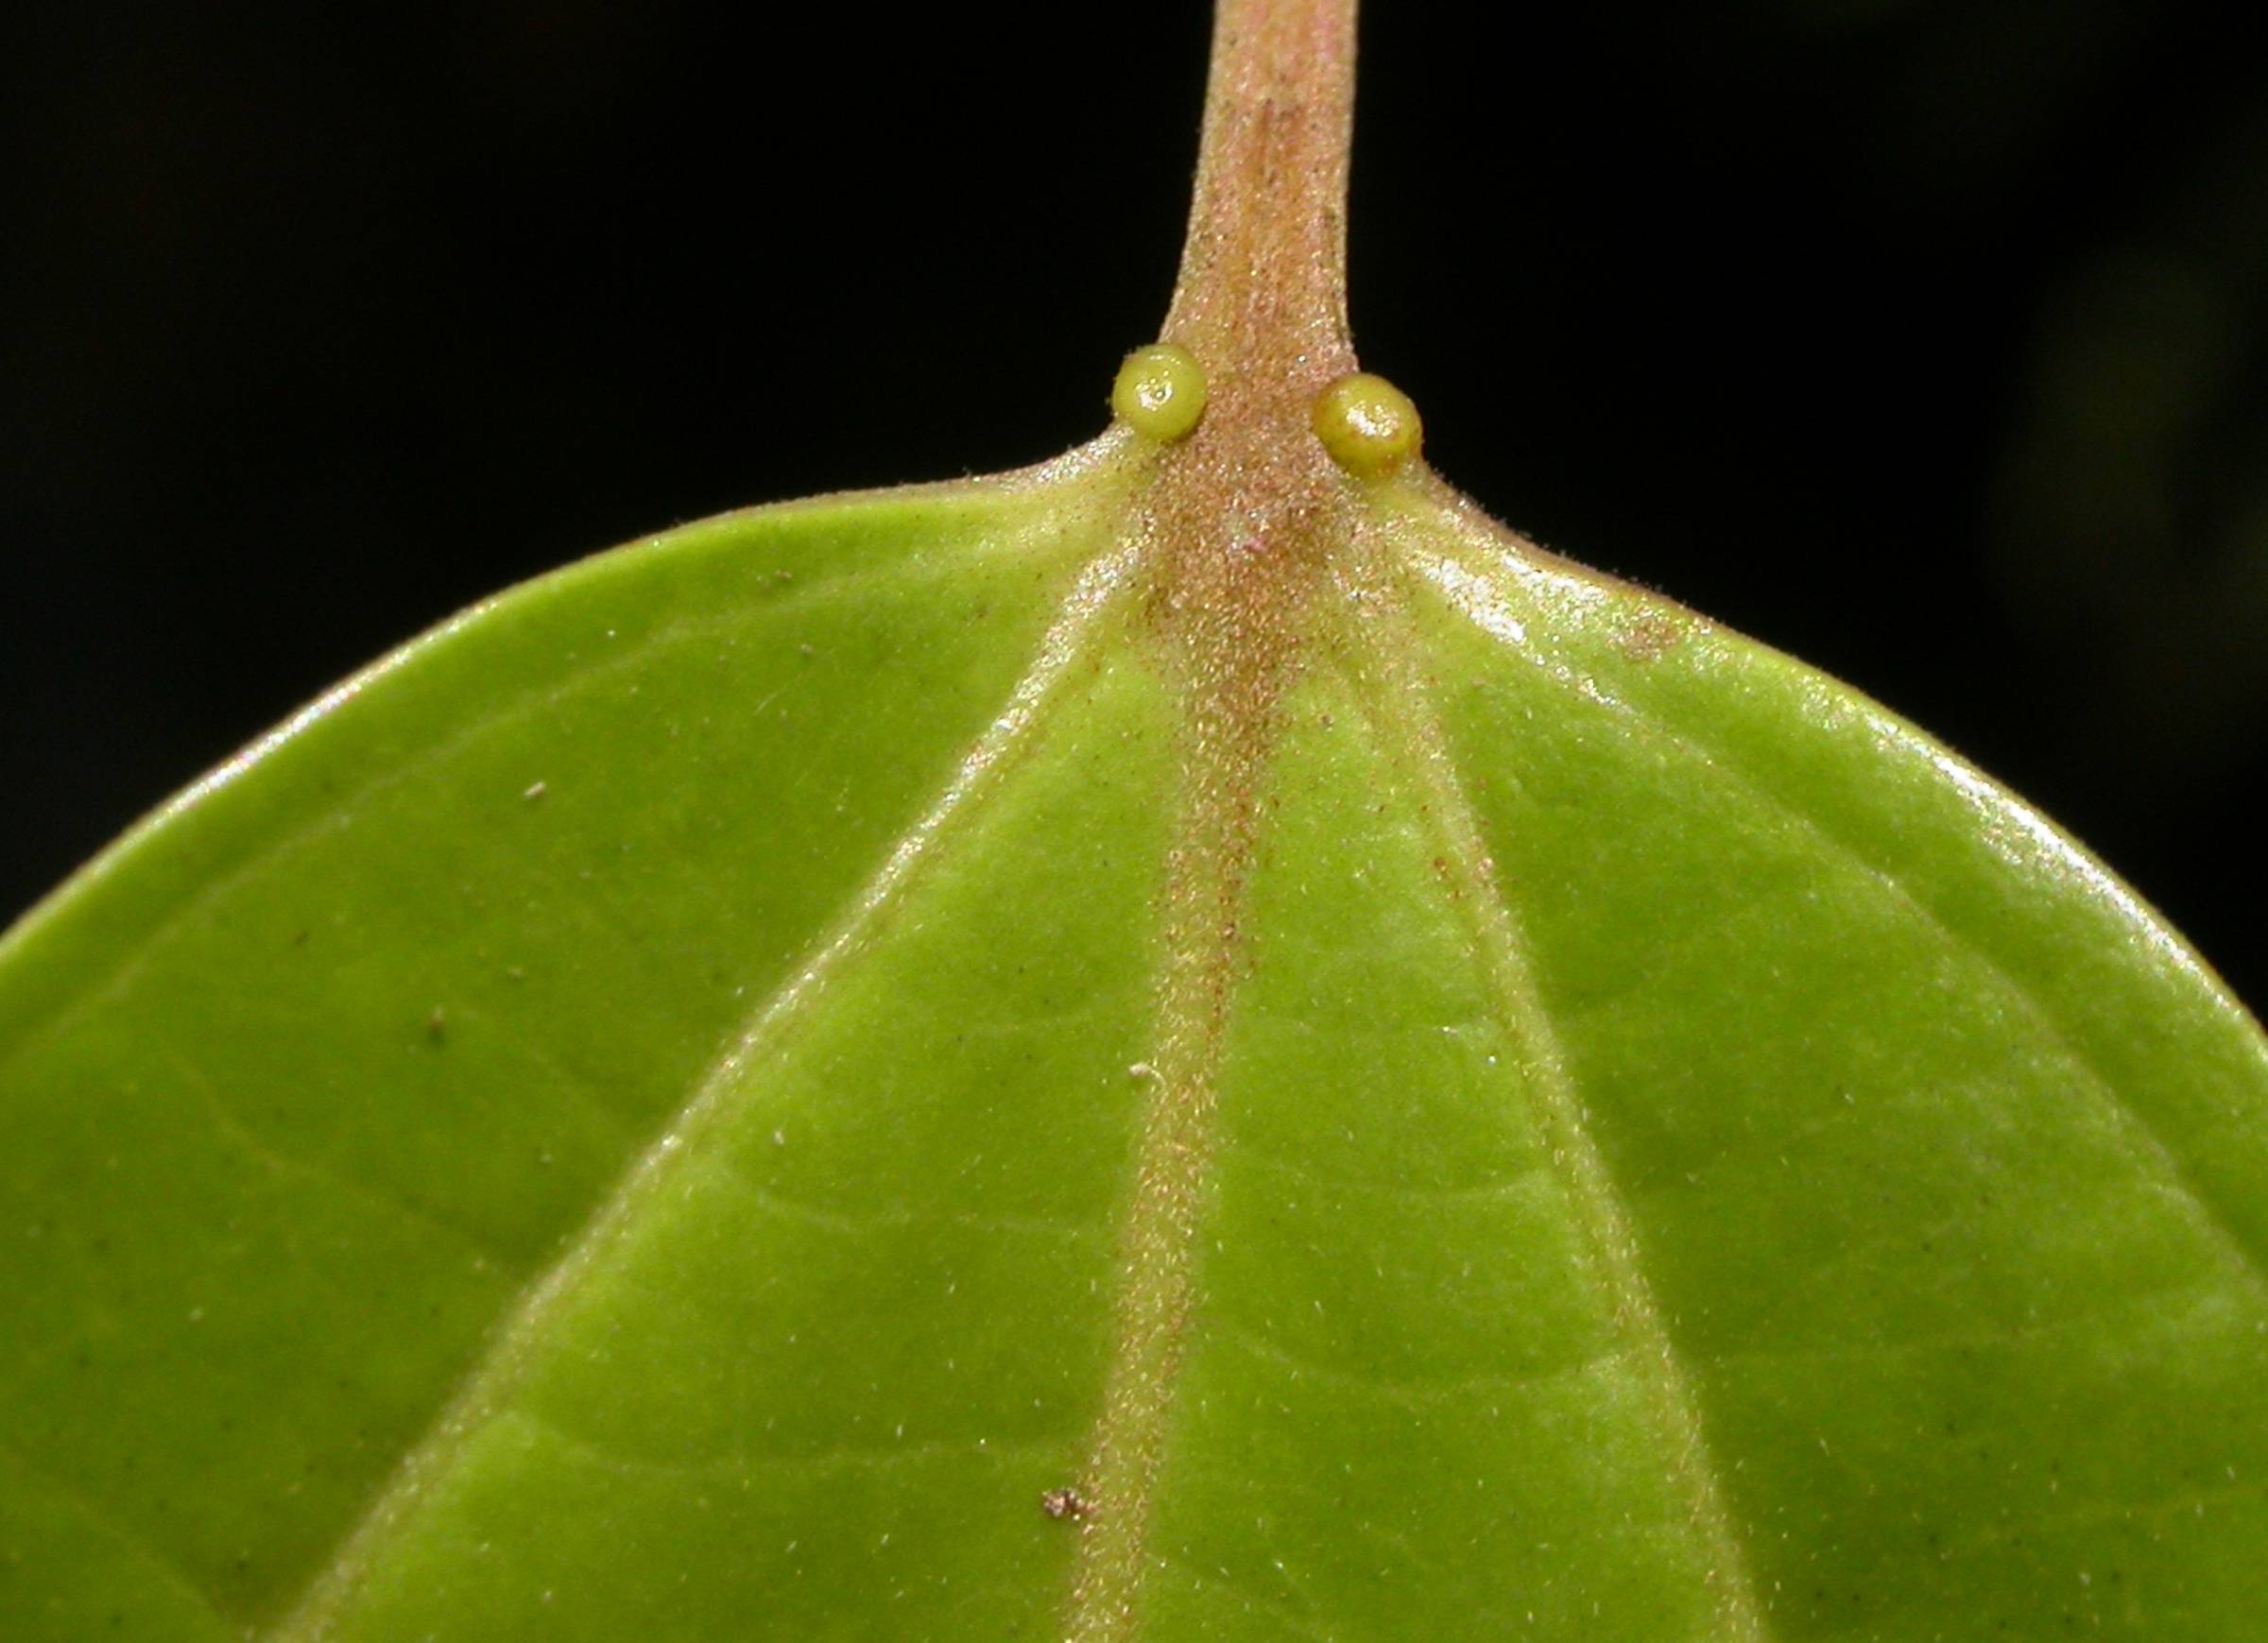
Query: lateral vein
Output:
[[1417, 514, 2268, 1317], [262, 539, 1139, 1641], [1333, 548, 1777, 1643]]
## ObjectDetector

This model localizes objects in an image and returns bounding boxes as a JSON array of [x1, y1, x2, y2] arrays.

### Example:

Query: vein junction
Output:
[[1057, 483, 1774, 1642]]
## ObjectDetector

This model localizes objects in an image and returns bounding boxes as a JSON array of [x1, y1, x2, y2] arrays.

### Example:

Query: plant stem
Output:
[[1163, 0, 1360, 395]]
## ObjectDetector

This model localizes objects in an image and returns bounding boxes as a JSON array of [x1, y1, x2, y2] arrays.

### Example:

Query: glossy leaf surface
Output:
[[4, 417, 2266, 1640]]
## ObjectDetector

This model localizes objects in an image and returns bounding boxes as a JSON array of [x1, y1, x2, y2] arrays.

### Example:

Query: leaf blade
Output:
[[4, 454, 2266, 1642], [0, 462, 1125, 1634], [1403, 488, 2268, 1637]]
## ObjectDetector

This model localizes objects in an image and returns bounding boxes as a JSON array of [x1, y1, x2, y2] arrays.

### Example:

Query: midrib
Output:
[[1058, 670, 1269, 1643], [260, 541, 1140, 1640], [254, 511, 1783, 1643]]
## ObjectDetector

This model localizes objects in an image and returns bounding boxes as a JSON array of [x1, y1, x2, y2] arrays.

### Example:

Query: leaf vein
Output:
[[0, 1432, 237, 1634], [1412, 533, 2268, 1317], [257, 539, 1140, 1640], [1332, 553, 1778, 1643]]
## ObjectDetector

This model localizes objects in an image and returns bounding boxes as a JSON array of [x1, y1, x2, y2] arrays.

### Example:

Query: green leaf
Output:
[[8, 0, 2268, 1634], [5, 431, 2267, 1640]]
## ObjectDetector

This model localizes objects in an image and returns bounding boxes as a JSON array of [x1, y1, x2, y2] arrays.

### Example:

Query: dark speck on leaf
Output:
[[1040, 1486, 1090, 1521], [1616, 614, 1684, 663]]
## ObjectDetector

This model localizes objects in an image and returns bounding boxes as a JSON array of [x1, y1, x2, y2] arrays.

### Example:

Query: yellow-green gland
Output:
[[1111, 344, 1209, 442], [1313, 372, 1423, 478]]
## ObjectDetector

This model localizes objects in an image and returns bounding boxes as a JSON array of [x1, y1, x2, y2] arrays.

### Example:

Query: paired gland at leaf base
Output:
[[1112, 342, 1423, 478]]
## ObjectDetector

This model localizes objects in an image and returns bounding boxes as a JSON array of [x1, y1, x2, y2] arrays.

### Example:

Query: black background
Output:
[[5, 1, 2265, 1007]]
